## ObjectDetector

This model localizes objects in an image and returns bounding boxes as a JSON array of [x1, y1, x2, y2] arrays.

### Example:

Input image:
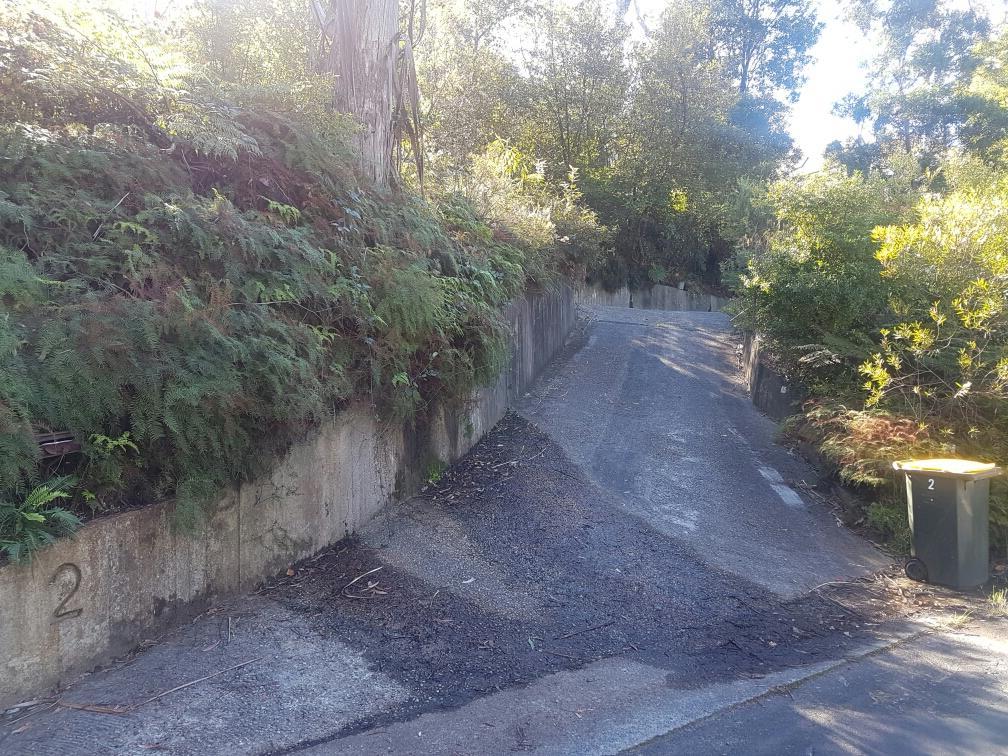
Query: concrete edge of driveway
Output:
[[289, 620, 933, 756]]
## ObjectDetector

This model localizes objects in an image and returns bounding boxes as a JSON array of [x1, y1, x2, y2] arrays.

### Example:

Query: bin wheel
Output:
[[905, 558, 928, 583]]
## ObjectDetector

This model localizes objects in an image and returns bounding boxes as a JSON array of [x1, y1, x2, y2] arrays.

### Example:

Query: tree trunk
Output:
[[319, 0, 399, 188]]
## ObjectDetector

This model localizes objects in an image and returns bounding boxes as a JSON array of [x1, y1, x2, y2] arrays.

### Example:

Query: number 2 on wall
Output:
[[51, 563, 83, 622]]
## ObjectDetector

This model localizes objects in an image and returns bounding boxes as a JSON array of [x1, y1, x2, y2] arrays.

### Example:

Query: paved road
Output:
[[3, 305, 1004, 756], [632, 617, 1008, 756]]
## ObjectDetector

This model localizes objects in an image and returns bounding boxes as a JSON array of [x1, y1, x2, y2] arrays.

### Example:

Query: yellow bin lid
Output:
[[892, 458, 1003, 480]]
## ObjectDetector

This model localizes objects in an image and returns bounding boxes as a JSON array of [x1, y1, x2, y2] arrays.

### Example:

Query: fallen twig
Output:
[[491, 445, 548, 470], [137, 657, 262, 708], [554, 619, 614, 640], [4, 701, 58, 729], [56, 702, 131, 715], [342, 566, 386, 599], [57, 657, 262, 715], [810, 584, 858, 596], [815, 590, 859, 616], [342, 566, 383, 592], [91, 192, 130, 240]]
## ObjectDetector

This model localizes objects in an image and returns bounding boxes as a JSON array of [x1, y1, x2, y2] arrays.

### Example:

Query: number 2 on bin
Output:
[[928, 478, 935, 490]]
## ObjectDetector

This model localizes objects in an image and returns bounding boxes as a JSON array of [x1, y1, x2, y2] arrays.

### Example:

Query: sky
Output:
[[788, 0, 1008, 172], [631, 0, 871, 172], [787, 1, 874, 172]]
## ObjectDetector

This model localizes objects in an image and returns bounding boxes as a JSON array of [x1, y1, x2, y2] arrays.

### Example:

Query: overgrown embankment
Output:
[[0, 6, 585, 560]]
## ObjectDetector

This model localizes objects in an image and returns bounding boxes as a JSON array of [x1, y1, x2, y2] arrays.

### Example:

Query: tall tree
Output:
[[314, 0, 423, 188], [524, 0, 629, 172], [417, 0, 533, 165], [962, 28, 1008, 164], [702, 0, 817, 167], [603, 3, 752, 285]]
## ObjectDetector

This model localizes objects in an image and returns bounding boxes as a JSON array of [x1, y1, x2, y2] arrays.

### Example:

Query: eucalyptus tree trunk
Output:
[[316, 0, 399, 188]]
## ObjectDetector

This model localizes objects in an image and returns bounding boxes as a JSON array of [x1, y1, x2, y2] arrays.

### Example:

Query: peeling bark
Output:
[[317, 0, 399, 188]]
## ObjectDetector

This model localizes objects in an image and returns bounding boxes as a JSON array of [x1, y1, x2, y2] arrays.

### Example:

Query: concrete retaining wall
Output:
[[0, 285, 576, 706], [577, 285, 631, 307], [578, 284, 730, 312], [741, 332, 804, 421]]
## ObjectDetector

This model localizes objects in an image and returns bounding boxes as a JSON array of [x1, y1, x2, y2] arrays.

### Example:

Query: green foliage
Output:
[[415, 0, 534, 165], [707, 0, 821, 99], [963, 29, 1008, 164], [803, 403, 947, 488], [581, 1, 808, 290], [417, 0, 813, 292], [426, 141, 608, 279], [424, 457, 447, 485], [859, 175, 1008, 546], [737, 162, 917, 386], [0, 476, 81, 563], [865, 501, 912, 552], [864, 175, 1008, 419], [741, 161, 1008, 548], [0, 3, 568, 556], [523, 0, 630, 170], [731, 1, 1008, 550]]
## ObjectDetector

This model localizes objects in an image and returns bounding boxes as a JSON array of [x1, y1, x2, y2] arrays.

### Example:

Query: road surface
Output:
[[3, 306, 1005, 756]]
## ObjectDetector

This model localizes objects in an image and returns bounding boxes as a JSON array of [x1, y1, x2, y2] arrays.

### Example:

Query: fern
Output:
[[0, 476, 81, 563], [0, 2, 567, 551]]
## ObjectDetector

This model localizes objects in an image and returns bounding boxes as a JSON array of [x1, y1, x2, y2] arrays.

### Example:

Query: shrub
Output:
[[425, 143, 610, 283], [736, 162, 917, 390], [754, 164, 1008, 550]]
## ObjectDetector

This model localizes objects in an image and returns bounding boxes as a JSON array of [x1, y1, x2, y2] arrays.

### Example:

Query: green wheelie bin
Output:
[[892, 458, 1002, 590]]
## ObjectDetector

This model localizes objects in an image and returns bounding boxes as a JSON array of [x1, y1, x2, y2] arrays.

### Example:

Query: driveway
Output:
[[3, 305, 1004, 756], [521, 307, 883, 597]]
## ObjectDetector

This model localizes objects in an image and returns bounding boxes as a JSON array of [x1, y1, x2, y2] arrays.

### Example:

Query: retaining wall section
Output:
[[0, 285, 576, 706], [741, 332, 804, 421], [577, 284, 730, 312]]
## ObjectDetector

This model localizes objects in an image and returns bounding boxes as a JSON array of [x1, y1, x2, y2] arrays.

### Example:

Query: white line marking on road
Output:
[[771, 483, 805, 509], [758, 465, 784, 483], [759, 465, 805, 508]]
